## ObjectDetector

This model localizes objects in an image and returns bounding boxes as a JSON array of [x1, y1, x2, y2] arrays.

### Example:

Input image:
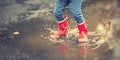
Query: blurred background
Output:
[[0, 0, 120, 60]]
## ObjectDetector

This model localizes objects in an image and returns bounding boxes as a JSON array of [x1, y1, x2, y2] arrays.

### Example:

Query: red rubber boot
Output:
[[51, 16, 68, 39]]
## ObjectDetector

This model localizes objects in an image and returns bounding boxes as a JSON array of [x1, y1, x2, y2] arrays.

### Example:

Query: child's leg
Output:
[[54, 0, 70, 21], [69, 0, 88, 40], [70, 0, 88, 42], [69, 0, 84, 23], [50, 0, 70, 39]]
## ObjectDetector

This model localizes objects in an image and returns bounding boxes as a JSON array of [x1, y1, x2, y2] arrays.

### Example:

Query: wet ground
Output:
[[0, 17, 119, 60], [0, 0, 120, 60], [0, 17, 113, 60]]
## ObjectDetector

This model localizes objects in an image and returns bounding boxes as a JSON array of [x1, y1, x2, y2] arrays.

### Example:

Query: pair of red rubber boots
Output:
[[50, 16, 88, 56], [51, 16, 88, 42]]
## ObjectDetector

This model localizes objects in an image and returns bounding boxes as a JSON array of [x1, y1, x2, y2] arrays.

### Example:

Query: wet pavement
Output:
[[0, 17, 118, 60]]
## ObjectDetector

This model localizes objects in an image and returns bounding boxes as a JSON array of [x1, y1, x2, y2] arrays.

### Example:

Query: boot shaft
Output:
[[77, 21, 87, 32], [57, 16, 68, 34], [77, 21, 88, 36]]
